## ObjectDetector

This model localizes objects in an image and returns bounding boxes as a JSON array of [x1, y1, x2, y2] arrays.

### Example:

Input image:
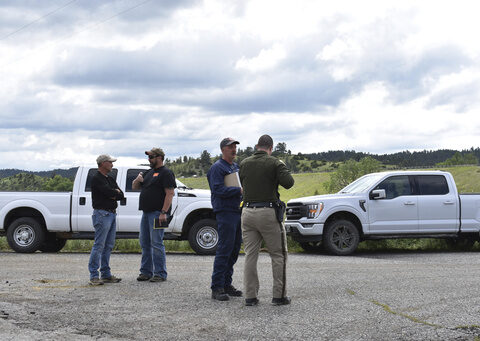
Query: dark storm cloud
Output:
[[52, 40, 238, 89], [0, 97, 149, 133]]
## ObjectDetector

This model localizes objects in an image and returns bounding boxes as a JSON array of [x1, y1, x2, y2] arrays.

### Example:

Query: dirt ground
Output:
[[1, 251, 480, 340]]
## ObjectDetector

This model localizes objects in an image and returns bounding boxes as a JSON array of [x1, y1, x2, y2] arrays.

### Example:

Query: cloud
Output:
[[1, 1, 480, 170]]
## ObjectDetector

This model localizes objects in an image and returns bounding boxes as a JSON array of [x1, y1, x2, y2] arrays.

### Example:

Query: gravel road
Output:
[[1, 251, 480, 340]]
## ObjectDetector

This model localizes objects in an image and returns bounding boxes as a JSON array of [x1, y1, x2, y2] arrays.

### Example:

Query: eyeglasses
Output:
[[148, 155, 158, 159]]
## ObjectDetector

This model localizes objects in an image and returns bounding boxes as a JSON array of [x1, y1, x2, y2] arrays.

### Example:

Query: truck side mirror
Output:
[[370, 189, 386, 200]]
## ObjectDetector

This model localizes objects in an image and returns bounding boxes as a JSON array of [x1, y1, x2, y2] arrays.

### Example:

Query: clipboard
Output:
[[224, 172, 241, 188], [153, 207, 177, 229], [153, 215, 174, 229]]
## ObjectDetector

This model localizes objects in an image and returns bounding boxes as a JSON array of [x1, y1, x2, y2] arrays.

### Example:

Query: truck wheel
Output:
[[188, 218, 218, 255], [6, 217, 46, 253], [39, 233, 67, 253], [323, 219, 359, 256], [300, 242, 323, 253]]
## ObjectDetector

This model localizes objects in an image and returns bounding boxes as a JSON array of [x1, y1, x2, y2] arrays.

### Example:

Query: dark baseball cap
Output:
[[220, 137, 240, 149], [145, 147, 165, 158]]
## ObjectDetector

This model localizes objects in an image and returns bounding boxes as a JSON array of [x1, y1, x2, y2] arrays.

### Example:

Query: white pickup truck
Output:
[[285, 170, 480, 255], [0, 166, 218, 255]]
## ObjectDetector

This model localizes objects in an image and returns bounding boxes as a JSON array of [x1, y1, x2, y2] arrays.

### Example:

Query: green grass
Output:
[[179, 176, 208, 190], [0, 236, 8, 250], [357, 238, 480, 253], [440, 166, 480, 192], [0, 237, 194, 253], [60, 239, 192, 253], [181, 172, 331, 202]]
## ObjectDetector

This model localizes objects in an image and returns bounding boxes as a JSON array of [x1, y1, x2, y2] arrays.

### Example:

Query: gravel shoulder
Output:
[[1, 251, 480, 340]]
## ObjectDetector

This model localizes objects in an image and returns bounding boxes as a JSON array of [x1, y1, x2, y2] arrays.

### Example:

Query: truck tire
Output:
[[323, 219, 359, 256], [188, 218, 218, 255], [6, 217, 46, 253], [300, 242, 323, 253], [39, 233, 67, 253]]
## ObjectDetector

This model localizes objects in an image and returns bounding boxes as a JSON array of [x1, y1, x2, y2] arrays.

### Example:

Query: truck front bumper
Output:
[[284, 221, 324, 242]]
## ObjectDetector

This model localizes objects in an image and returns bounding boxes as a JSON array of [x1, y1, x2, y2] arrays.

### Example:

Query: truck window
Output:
[[126, 169, 144, 192], [373, 176, 412, 199], [84, 168, 118, 192], [416, 175, 449, 195]]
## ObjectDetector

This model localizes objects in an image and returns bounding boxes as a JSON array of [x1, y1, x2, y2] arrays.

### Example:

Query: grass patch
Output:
[[181, 172, 330, 202], [0, 236, 195, 253], [62, 239, 194, 253], [180, 177, 208, 189], [357, 238, 480, 253], [0, 236, 9, 250]]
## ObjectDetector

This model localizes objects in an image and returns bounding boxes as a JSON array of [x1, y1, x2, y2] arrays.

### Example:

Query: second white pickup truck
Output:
[[285, 170, 480, 255], [0, 166, 218, 255]]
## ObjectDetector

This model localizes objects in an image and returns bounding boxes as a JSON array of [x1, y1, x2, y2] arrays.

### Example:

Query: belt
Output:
[[244, 202, 275, 208], [97, 208, 116, 213]]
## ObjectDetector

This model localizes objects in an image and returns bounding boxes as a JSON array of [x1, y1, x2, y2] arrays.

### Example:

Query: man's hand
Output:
[[135, 172, 144, 183], [159, 213, 167, 222]]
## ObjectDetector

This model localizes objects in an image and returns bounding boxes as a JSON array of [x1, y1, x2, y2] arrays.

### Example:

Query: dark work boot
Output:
[[272, 297, 291, 306], [245, 298, 259, 306], [224, 285, 243, 297], [211, 288, 229, 301]]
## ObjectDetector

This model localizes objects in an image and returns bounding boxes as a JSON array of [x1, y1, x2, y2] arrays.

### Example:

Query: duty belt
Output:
[[244, 202, 275, 208]]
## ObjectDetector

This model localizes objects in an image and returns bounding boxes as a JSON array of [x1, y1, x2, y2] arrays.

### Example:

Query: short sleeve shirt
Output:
[[138, 166, 176, 212]]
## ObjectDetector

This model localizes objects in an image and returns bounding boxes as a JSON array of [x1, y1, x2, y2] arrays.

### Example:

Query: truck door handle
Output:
[[443, 201, 455, 205], [120, 198, 127, 206], [79, 197, 86, 205], [403, 201, 416, 206]]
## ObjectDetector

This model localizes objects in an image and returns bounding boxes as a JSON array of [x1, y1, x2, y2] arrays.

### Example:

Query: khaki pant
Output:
[[241, 207, 288, 299]]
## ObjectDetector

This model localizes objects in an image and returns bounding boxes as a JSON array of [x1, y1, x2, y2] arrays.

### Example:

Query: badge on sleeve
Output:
[[153, 173, 159, 177]]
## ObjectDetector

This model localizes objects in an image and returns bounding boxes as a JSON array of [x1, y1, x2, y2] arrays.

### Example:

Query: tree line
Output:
[[305, 147, 480, 167], [0, 146, 478, 192], [164, 144, 479, 177], [0, 173, 74, 192]]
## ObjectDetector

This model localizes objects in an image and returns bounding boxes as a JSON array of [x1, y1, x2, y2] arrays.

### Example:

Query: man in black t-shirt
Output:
[[88, 154, 124, 286], [132, 147, 176, 282]]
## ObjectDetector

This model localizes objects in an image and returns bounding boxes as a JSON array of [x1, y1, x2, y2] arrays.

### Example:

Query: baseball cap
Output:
[[145, 147, 165, 158], [96, 154, 117, 164], [220, 137, 240, 149]]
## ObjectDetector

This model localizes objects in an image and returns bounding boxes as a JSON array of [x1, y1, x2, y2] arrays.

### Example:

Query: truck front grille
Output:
[[286, 202, 308, 220]]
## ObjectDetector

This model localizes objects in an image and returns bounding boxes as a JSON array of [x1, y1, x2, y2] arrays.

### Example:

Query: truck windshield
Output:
[[339, 173, 385, 194]]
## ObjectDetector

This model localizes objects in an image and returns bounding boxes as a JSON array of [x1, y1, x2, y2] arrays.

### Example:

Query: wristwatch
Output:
[[161, 210, 167, 214]]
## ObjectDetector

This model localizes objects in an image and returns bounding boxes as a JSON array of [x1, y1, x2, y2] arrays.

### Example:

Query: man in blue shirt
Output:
[[207, 137, 243, 301]]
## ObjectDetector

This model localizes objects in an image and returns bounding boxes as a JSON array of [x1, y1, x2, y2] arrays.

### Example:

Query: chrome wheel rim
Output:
[[196, 226, 218, 250], [14, 225, 35, 247]]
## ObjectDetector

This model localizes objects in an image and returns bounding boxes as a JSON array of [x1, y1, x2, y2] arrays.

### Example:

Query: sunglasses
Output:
[[148, 155, 158, 159]]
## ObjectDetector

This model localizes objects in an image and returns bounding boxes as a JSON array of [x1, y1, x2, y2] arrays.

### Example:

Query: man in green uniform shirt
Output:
[[239, 134, 294, 306]]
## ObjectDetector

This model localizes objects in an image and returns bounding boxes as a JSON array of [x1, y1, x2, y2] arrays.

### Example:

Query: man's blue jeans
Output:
[[211, 211, 242, 290], [88, 209, 117, 280], [139, 211, 167, 279]]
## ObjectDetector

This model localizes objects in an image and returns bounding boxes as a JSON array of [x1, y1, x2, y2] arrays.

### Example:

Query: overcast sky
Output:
[[1, 0, 479, 170]]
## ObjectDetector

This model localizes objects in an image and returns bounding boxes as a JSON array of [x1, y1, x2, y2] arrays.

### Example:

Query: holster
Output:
[[274, 200, 286, 223]]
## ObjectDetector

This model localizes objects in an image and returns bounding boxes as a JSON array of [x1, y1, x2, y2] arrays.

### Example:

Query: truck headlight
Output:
[[307, 203, 323, 219]]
